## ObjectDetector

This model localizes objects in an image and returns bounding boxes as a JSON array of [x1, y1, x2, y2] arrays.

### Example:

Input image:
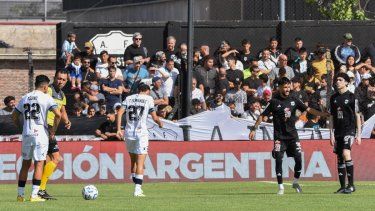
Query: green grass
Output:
[[1, 181, 375, 210]]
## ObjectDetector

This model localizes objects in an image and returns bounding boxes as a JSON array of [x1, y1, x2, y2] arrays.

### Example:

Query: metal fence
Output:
[[0, 0, 65, 20]]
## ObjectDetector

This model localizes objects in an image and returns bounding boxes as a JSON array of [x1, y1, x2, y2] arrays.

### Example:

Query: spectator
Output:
[[191, 98, 205, 115], [304, 68, 321, 95], [211, 93, 226, 111], [360, 77, 375, 121], [294, 47, 309, 78], [258, 49, 276, 75], [150, 76, 169, 110], [317, 75, 328, 110], [242, 99, 262, 121], [157, 105, 172, 119], [362, 42, 375, 66], [304, 112, 321, 130], [285, 37, 304, 67], [347, 71, 356, 93], [269, 54, 295, 85], [155, 59, 179, 105], [108, 56, 124, 81], [87, 106, 96, 118], [72, 91, 89, 116], [198, 45, 210, 66], [311, 47, 335, 80], [225, 80, 247, 116], [98, 104, 107, 116], [227, 100, 241, 117], [149, 51, 166, 77], [215, 67, 229, 95], [272, 67, 288, 90], [123, 56, 150, 94], [260, 89, 273, 123], [355, 73, 371, 109], [73, 104, 84, 117], [191, 77, 207, 110], [243, 60, 262, 102], [101, 66, 123, 111], [237, 39, 255, 70], [123, 32, 150, 66], [256, 74, 272, 99], [0, 96, 15, 115], [263, 36, 282, 65], [95, 50, 110, 79], [176, 43, 188, 67], [334, 33, 361, 65], [67, 55, 82, 90], [95, 111, 121, 140], [196, 56, 217, 96], [83, 84, 105, 112], [164, 36, 181, 70], [226, 56, 244, 89], [291, 77, 309, 105], [81, 57, 98, 84], [61, 32, 79, 67], [216, 40, 244, 70], [79, 42, 97, 69]]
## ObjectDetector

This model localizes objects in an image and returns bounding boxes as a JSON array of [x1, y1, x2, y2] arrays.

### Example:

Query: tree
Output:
[[305, 0, 367, 20]]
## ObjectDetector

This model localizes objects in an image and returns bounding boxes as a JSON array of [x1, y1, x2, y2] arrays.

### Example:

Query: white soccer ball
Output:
[[82, 185, 98, 200]]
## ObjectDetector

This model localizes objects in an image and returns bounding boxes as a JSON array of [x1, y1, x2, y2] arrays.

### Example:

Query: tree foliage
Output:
[[306, 0, 367, 20]]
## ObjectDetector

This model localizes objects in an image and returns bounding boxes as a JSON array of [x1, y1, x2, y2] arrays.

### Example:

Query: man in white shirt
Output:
[[12, 75, 61, 202], [258, 49, 276, 75], [155, 59, 179, 105], [116, 84, 163, 197], [191, 77, 207, 110], [95, 50, 110, 79]]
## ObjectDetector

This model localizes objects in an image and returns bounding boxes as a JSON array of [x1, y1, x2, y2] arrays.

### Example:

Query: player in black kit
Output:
[[249, 77, 330, 195], [329, 72, 362, 194]]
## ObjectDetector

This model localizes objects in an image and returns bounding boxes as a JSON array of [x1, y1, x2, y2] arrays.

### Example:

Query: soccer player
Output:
[[329, 72, 361, 194], [116, 84, 163, 197], [249, 77, 330, 195], [38, 69, 71, 200], [12, 75, 61, 202]]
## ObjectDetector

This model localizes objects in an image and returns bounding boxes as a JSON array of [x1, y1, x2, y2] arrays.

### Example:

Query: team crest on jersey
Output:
[[345, 99, 349, 104], [291, 101, 295, 106]]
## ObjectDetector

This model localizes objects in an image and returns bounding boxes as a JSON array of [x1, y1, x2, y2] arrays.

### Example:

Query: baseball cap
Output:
[[84, 42, 94, 49], [152, 76, 162, 83], [362, 73, 372, 80], [90, 84, 99, 91], [343, 33, 353, 40], [263, 89, 272, 96], [133, 32, 142, 38], [133, 56, 143, 64]]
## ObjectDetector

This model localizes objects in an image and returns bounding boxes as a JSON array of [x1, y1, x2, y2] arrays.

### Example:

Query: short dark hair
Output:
[[299, 47, 307, 54], [138, 83, 150, 92], [108, 66, 116, 72], [55, 69, 69, 77], [259, 74, 268, 83], [35, 75, 50, 88], [269, 36, 278, 42], [369, 77, 375, 86], [73, 55, 81, 61], [241, 39, 251, 46], [227, 55, 236, 61], [100, 50, 109, 56], [67, 32, 76, 37], [278, 77, 291, 86], [295, 37, 303, 42], [4, 96, 15, 105], [166, 58, 174, 64], [279, 67, 287, 76], [192, 98, 201, 106]]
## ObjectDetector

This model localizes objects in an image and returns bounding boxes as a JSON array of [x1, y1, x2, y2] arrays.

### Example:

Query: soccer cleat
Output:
[[334, 187, 346, 194], [277, 189, 284, 195], [134, 192, 146, 197], [17, 195, 25, 202], [38, 190, 56, 200], [346, 185, 356, 193], [292, 183, 303, 193], [29, 196, 46, 202]]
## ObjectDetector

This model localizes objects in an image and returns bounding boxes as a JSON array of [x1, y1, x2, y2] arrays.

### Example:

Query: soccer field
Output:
[[1, 181, 375, 210]]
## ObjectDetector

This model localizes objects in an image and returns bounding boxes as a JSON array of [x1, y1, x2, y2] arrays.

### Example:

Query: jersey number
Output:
[[24, 103, 40, 120], [128, 105, 145, 121]]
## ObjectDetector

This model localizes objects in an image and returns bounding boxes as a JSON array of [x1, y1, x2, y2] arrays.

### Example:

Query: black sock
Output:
[[275, 157, 283, 184], [132, 176, 136, 184], [338, 163, 346, 188], [32, 179, 41, 186], [18, 180, 26, 187], [294, 154, 302, 179], [134, 177, 143, 185], [345, 160, 354, 186]]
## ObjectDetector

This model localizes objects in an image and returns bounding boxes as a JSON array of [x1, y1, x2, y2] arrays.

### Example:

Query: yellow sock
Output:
[[40, 161, 57, 190]]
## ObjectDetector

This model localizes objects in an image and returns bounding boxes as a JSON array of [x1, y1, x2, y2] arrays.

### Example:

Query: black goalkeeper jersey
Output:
[[261, 93, 308, 140], [330, 91, 357, 137]]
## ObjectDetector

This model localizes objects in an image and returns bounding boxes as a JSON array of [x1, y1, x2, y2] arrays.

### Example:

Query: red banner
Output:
[[0, 140, 374, 183]]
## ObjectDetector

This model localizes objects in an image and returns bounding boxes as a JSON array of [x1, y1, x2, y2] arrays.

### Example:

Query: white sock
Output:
[[293, 178, 299, 184], [135, 184, 142, 190], [278, 184, 284, 190], [135, 174, 144, 180], [18, 187, 25, 196], [31, 185, 40, 198], [131, 173, 136, 178]]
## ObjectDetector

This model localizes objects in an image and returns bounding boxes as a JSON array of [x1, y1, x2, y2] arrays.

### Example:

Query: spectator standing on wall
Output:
[[334, 33, 361, 65], [101, 66, 123, 112], [123, 32, 150, 66], [0, 96, 15, 115], [61, 32, 79, 67]]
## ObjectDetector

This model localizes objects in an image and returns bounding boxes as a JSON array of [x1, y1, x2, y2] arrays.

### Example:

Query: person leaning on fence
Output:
[[95, 111, 121, 141], [0, 95, 15, 115]]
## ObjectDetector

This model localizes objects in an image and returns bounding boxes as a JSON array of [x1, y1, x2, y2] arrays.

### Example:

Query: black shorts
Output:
[[334, 135, 354, 155], [273, 139, 302, 158], [48, 137, 60, 154]]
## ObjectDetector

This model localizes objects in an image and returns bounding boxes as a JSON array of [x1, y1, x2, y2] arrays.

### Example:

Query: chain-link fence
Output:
[[0, 0, 65, 20]]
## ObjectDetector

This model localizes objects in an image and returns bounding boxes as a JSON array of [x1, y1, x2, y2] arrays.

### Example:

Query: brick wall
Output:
[[0, 60, 55, 107]]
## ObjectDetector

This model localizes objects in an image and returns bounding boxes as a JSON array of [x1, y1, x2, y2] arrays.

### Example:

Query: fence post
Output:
[[279, 0, 285, 21]]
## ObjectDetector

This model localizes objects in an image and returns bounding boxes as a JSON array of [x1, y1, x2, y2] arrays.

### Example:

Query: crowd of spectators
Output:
[[1, 32, 375, 138]]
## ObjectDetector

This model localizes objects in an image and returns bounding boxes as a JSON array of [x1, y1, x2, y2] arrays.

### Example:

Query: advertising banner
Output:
[[1, 140, 374, 183]]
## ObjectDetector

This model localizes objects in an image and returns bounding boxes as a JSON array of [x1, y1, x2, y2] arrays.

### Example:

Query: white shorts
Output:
[[125, 136, 149, 154], [22, 135, 48, 161]]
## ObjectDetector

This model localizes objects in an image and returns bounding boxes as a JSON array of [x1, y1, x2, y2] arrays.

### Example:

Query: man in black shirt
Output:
[[329, 73, 362, 194], [249, 77, 329, 195], [123, 32, 150, 66], [95, 111, 120, 140]]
